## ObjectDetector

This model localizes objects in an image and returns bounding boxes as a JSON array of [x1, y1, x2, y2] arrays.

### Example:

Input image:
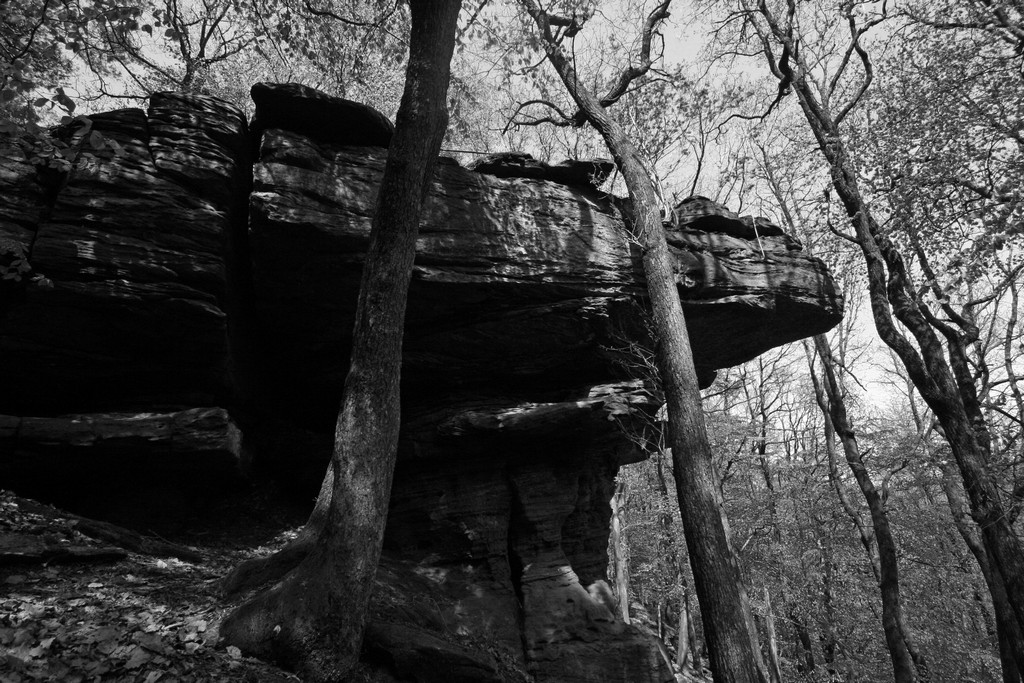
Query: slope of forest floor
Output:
[[2, 486, 705, 683], [0, 487, 320, 683]]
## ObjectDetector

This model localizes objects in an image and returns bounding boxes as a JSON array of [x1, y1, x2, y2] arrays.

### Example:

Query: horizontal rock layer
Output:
[[0, 408, 244, 528], [0, 94, 250, 414], [250, 127, 841, 418]]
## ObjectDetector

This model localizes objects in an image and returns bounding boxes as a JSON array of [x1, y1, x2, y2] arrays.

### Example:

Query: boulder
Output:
[[673, 195, 793, 243], [249, 82, 395, 148], [0, 408, 244, 528], [470, 152, 616, 189]]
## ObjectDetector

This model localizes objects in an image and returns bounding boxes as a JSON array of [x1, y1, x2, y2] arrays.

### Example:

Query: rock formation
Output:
[[0, 83, 843, 682]]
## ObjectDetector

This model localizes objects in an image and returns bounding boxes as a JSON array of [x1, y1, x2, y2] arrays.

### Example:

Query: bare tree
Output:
[[515, 1, 769, 679], [807, 333, 927, 682], [732, 0, 1024, 676], [218, 1, 461, 679]]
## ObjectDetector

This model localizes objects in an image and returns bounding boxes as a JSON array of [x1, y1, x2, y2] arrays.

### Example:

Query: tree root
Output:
[[0, 532, 127, 565], [220, 533, 313, 595], [222, 461, 333, 595], [219, 544, 359, 682], [17, 497, 203, 563]]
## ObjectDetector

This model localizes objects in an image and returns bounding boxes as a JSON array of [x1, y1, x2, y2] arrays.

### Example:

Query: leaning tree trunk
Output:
[[801, 77, 1024, 640], [747, 3, 1024, 655], [810, 334, 923, 682], [218, 2, 461, 680], [992, 557, 1024, 683], [820, 126, 1024, 639], [940, 461, 1024, 682], [521, 3, 768, 681]]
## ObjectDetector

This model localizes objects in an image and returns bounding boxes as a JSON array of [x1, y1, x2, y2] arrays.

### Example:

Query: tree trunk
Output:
[[806, 70, 1024, 640], [940, 461, 1024, 682], [521, 4, 768, 681], [217, 2, 461, 679], [810, 334, 923, 683], [678, 588, 691, 671], [789, 608, 815, 674], [995, 562, 1024, 683], [763, 587, 783, 683], [221, 466, 331, 594], [611, 480, 632, 624], [749, 1, 1024, 642], [820, 548, 841, 676]]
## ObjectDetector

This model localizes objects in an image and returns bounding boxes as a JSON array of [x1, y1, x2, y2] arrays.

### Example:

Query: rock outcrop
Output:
[[469, 151, 615, 188], [0, 93, 249, 414], [250, 125, 840, 420], [0, 82, 843, 682]]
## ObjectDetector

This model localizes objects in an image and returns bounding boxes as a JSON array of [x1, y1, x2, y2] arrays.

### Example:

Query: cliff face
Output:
[[0, 84, 843, 682]]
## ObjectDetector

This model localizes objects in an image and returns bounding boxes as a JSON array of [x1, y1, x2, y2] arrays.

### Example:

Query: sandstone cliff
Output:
[[0, 84, 842, 682]]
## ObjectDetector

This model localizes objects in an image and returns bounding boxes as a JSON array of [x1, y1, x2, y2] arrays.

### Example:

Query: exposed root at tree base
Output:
[[220, 534, 313, 595], [219, 545, 359, 683]]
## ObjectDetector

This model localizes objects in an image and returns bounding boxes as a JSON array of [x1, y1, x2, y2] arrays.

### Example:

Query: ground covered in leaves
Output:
[[0, 489, 308, 682]]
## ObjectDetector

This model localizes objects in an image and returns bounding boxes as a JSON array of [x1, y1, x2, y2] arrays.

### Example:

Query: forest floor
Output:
[[0, 487, 312, 683], [2, 485, 704, 683]]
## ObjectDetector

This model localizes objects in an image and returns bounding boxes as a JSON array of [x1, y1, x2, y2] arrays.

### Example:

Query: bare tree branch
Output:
[[301, 0, 401, 28]]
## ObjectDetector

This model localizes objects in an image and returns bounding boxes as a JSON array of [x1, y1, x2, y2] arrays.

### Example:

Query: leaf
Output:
[[87, 626, 120, 644], [13, 629, 35, 646], [54, 88, 76, 113], [85, 660, 111, 675], [28, 637, 54, 658], [135, 631, 170, 655], [124, 645, 152, 669]]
